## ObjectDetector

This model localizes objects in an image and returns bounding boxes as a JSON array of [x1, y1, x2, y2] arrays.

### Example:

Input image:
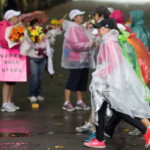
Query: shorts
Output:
[[5, 82, 16, 85], [65, 68, 89, 91]]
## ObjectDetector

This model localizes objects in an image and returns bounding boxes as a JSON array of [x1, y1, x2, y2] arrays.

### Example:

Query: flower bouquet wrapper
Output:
[[5, 23, 25, 49], [46, 28, 62, 45], [19, 30, 36, 56]]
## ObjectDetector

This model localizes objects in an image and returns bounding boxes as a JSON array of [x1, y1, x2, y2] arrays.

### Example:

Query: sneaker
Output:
[[37, 95, 44, 101], [83, 133, 96, 142], [1, 103, 16, 112], [62, 102, 75, 111], [10, 102, 20, 110], [28, 96, 37, 103], [144, 128, 150, 148], [129, 128, 141, 136], [84, 139, 106, 148], [76, 121, 95, 133], [75, 102, 90, 110]]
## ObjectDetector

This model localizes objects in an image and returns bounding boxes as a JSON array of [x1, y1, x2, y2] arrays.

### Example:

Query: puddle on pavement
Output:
[[0, 131, 76, 138], [0, 143, 40, 149], [0, 133, 31, 137]]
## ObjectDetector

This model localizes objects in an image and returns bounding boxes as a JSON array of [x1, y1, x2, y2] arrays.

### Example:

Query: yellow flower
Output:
[[35, 26, 43, 33], [28, 27, 32, 30], [31, 30, 39, 36], [50, 19, 59, 26], [31, 36, 35, 42]]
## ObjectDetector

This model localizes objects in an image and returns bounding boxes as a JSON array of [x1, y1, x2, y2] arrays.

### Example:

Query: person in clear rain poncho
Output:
[[84, 18, 150, 149], [61, 9, 94, 111]]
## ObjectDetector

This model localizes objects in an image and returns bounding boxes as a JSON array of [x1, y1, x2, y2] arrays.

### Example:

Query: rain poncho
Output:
[[90, 29, 150, 126], [130, 10, 150, 51], [118, 29, 150, 102], [0, 20, 19, 49], [61, 20, 91, 69], [127, 33, 150, 85]]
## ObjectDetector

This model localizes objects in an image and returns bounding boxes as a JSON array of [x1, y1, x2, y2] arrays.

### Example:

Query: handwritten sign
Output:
[[0, 47, 27, 82]]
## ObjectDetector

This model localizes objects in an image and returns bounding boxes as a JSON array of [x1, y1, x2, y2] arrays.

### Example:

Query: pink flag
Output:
[[0, 48, 27, 82]]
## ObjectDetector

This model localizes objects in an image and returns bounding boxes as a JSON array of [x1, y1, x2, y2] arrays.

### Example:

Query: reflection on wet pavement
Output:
[[0, 0, 150, 149]]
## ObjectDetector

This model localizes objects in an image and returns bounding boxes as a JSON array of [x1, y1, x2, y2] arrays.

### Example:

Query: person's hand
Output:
[[90, 42, 95, 48], [50, 74, 54, 79]]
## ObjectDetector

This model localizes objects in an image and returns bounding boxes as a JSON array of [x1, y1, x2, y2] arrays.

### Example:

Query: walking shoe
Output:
[[10, 102, 20, 110], [84, 139, 106, 148], [144, 128, 150, 148], [28, 96, 37, 103], [76, 121, 95, 133], [62, 102, 75, 111], [83, 133, 96, 142], [75, 101, 90, 110], [37, 95, 44, 101], [1, 103, 16, 112], [129, 128, 141, 136]]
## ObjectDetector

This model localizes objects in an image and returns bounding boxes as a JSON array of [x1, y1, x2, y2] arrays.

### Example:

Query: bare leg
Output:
[[2, 83, 10, 103], [7, 85, 15, 103], [76, 91, 83, 101], [65, 89, 71, 102], [88, 109, 93, 124], [141, 118, 150, 128]]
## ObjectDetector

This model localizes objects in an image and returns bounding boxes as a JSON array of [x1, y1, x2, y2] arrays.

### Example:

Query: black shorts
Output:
[[5, 82, 16, 85], [65, 68, 89, 91]]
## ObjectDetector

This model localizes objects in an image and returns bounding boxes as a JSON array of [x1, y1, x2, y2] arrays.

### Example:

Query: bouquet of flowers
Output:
[[82, 15, 95, 30], [8, 25, 25, 42], [27, 26, 45, 43], [5, 23, 25, 48], [49, 14, 68, 29]]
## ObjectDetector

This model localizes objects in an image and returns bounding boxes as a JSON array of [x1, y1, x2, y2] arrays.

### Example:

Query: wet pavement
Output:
[[0, 0, 150, 149]]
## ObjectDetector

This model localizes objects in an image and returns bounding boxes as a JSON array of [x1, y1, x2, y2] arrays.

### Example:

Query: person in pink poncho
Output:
[[61, 9, 94, 111], [0, 10, 21, 112]]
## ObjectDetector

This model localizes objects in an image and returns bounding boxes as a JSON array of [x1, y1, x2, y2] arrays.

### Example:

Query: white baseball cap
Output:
[[4, 10, 21, 20], [69, 9, 85, 20]]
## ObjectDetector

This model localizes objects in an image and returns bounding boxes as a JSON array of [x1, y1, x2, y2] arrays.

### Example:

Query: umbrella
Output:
[[19, 11, 49, 26]]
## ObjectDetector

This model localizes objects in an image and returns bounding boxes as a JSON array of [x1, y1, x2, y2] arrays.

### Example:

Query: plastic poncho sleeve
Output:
[[68, 27, 91, 52]]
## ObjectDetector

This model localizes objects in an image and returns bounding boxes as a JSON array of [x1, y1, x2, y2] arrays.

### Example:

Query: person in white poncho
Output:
[[84, 18, 150, 149]]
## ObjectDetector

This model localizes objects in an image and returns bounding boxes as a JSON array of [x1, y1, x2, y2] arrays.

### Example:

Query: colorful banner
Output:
[[0, 47, 27, 82]]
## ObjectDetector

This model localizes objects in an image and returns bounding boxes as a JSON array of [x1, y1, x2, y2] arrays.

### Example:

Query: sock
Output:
[[87, 122, 93, 127], [2, 102, 8, 107], [64, 101, 69, 105], [77, 100, 83, 104]]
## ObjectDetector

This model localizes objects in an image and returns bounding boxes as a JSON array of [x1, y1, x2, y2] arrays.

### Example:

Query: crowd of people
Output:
[[1, 1, 150, 149]]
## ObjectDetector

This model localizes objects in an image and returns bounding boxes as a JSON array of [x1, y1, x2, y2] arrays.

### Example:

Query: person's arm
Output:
[[69, 27, 92, 51]]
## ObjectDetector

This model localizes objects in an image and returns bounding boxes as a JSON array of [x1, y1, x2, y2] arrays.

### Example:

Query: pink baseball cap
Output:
[[69, 9, 85, 20]]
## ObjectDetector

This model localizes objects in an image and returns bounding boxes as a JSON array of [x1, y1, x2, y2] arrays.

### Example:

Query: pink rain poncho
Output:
[[61, 20, 91, 69], [90, 29, 150, 125], [0, 20, 19, 49]]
